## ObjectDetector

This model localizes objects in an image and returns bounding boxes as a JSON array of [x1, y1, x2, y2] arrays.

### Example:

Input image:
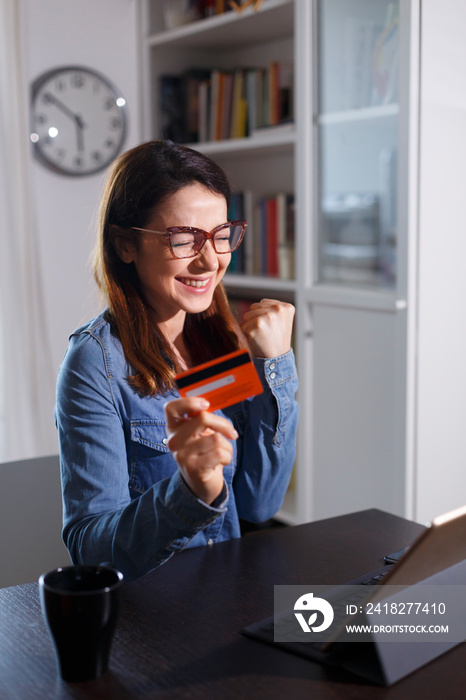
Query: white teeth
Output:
[[180, 278, 209, 288]]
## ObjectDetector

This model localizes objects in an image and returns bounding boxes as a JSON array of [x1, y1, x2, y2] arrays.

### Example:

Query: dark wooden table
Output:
[[1, 508, 465, 699]]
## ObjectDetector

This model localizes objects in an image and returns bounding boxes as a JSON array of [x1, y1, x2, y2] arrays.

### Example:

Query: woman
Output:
[[55, 140, 298, 581]]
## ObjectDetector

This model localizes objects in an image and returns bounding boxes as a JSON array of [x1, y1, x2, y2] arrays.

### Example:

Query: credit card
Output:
[[175, 349, 263, 412]]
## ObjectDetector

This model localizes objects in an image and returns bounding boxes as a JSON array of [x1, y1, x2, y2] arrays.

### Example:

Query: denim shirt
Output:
[[55, 310, 299, 581]]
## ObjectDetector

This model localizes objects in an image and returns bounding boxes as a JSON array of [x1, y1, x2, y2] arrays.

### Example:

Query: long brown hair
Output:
[[93, 140, 245, 396]]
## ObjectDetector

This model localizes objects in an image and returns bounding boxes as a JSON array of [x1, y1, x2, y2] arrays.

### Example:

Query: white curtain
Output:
[[0, 0, 56, 462]]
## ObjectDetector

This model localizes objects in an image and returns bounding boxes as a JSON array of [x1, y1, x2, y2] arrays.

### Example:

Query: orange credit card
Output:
[[175, 349, 263, 412]]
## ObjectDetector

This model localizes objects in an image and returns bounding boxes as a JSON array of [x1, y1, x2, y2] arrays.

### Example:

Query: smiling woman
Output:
[[55, 139, 299, 580], [96, 142, 246, 392]]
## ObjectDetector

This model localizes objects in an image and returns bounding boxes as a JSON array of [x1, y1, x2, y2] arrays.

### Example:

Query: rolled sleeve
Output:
[[228, 349, 299, 523]]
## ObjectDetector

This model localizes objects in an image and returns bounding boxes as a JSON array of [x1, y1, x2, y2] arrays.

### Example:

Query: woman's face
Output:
[[121, 183, 230, 328]]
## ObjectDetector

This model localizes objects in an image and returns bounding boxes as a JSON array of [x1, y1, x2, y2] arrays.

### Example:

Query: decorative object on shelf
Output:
[[162, 0, 236, 27], [162, 0, 200, 29], [320, 192, 380, 284], [30, 65, 127, 177], [229, 0, 264, 13]]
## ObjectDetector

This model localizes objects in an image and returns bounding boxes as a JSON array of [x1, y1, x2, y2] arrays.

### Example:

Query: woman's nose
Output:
[[193, 239, 219, 269]]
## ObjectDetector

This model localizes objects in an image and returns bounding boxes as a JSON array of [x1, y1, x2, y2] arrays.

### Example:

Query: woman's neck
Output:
[[171, 336, 192, 371], [155, 312, 191, 370]]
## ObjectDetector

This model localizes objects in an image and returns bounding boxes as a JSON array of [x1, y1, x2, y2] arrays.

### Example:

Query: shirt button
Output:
[[269, 362, 276, 370], [162, 437, 168, 445], [270, 372, 277, 380], [207, 538, 214, 545]]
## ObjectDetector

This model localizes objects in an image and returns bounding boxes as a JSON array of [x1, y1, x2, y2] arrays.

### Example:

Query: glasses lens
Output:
[[169, 230, 204, 258], [213, 224, 244, 253], [168, 223, 245, 258]]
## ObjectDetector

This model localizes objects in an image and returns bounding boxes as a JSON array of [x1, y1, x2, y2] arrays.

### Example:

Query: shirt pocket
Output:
[[129, 419, 176, 494]]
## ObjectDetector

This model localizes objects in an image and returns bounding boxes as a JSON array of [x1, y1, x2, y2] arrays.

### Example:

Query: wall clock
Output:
[[30, 65, 128, 177]]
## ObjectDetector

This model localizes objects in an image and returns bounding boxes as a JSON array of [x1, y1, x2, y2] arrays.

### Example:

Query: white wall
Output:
[[0, 0, 142, 587], [415, 0, 466, 523], [21, 0, 142, 457]]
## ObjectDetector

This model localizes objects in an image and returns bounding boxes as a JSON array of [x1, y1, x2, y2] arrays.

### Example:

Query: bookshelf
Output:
[[140, 0, 301, 523], [140, 0, 466, 527]]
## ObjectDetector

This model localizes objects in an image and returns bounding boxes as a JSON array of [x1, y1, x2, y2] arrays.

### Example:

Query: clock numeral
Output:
[[35, 113, 47, 125], [105, 139, 115, 149], [74, 156, 84, 169], [110, 118, 122, 130], [91, 151, 103, 163], [104, 98, 115, 111], [71, 73, 85, 89], [55, 79, 65, 92]]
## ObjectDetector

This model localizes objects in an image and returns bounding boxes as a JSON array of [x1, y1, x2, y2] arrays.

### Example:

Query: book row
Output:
[[228, 191, 295, 280], [159, 62, 293, 144]]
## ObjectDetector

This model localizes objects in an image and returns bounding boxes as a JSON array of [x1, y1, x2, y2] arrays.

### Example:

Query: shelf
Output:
[[306, 285, 407, 313], [224, 274, 297, 294], [317, 104, 399, 126], [189, 127, 295, 158], [147, 0, 294, 50]]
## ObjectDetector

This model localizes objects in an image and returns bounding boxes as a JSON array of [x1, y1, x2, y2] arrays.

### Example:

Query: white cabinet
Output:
[[140, 0, 466, 526], [308, 0, 466, 526]]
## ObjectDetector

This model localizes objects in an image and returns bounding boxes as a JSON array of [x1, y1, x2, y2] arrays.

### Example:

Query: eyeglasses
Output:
[[131, 220, 247, 260]]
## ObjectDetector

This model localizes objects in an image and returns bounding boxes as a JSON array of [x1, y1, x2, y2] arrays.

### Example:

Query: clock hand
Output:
[[45, 93, 88, 132], [76, 125, 84, 153], [44, 92, 78, 122], [75, 114, 87, 152], [75, 114, 87, 130]]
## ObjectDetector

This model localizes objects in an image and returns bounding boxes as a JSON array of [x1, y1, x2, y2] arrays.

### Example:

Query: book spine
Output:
[[209, 69, 220, 142], [265, 197, 278, 276], [260, 198, 268, 275], [243, 190, 254, 276]]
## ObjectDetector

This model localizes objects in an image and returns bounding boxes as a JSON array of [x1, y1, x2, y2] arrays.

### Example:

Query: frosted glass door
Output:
[[316, 0, 400, 289]]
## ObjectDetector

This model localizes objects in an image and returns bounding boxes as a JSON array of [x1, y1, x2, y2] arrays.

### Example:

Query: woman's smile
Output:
[[176, 276, 212, 290]]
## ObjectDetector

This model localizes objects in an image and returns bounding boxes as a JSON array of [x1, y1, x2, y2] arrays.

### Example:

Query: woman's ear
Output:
[[110, 226, 137, 264]]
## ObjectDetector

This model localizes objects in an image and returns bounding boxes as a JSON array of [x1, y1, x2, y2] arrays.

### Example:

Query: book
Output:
[[159, 75, 185, 142], [247, 193, 295, 279], [252, 199, 263, 275], [268, 61, 279, 125], [198, 79, 210, 143], [209, 69, 221, 141], [227, 191, 247, 273], [182, 69, 211, 142], [230, 69, 248, 139], [221, 72, 234, 139], [265, 197, 279, 276], [277, 62, 294, 122]]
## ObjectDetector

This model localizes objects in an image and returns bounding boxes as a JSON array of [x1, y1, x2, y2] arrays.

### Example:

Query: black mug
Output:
[[39, 565, 124, 682]]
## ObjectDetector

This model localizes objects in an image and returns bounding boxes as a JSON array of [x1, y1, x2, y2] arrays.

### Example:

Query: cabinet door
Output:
[[315, 0, 400, 290], [310, 0, 410, 521]]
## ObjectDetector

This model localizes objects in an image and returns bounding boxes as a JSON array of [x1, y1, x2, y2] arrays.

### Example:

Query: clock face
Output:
[[30, 66, 128, 176]]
